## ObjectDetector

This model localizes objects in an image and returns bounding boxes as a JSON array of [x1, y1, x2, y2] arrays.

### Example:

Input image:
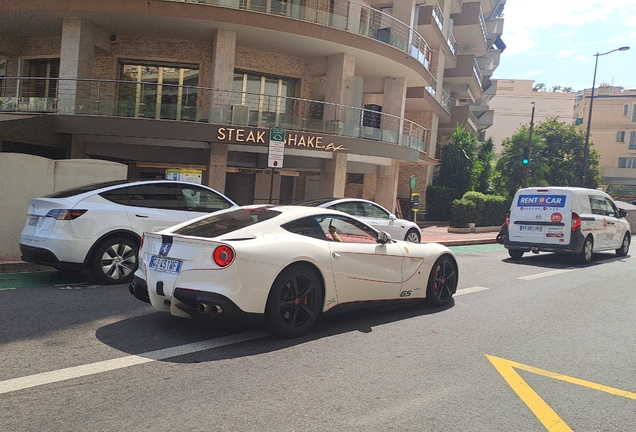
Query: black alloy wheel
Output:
[[265, 265, 324, 338], [90, 237, 138, 285], [426, 255, 458, 306], [616, 233, 631, 257]]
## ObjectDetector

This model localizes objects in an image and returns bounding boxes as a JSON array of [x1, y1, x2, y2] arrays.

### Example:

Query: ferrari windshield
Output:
[[173, 208, 281, 238]]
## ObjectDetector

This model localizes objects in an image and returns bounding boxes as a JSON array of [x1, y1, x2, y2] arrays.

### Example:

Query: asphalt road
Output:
[[1, 244, 635, 431]]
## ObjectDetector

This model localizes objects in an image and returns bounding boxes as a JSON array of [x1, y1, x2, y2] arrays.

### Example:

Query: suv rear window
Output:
[[174, 208, 280, 238]]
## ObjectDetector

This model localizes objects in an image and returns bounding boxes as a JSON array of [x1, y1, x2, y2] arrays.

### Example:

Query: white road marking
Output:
[[0, 330, 268, 395], [455, 286, 490, 296], [518, 269, 575, 281]]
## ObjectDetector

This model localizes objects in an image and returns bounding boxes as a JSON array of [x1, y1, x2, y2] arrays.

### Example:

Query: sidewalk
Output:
[[0, 226, 499, 274]]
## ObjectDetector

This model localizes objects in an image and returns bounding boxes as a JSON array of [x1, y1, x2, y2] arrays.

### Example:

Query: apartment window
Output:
[[118, 62, 199, 121], [232, 71, 298, 127], [618, 157, 636, 168], [630, 131, 636, 149], [632, 105, 636, 123], [617, 131, 626, 142], [623, 104, 630, 116], [23, 59, 60, 98]]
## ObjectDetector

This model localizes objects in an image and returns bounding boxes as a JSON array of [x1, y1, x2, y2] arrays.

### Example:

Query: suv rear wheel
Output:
[[90, 237, 138, 285]]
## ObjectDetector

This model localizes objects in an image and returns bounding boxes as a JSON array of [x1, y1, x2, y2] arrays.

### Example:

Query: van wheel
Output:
[[616, 233, 630, 257], [508, 249, 524, 260], [577, 236, 593, 264]]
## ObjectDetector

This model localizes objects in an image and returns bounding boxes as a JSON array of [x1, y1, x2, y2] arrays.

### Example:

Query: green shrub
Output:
[[426, 186, 462, 221], [462, 191, 487, 226], [450, 199, 476, 228], [483, 195, 512, 226]]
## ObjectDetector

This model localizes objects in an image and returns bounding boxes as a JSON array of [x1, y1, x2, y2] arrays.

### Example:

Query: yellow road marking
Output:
[[486, 355, 636, 431]]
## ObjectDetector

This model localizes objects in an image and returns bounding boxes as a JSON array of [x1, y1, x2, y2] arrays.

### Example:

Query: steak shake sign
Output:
[[215, 126, 349, 152]]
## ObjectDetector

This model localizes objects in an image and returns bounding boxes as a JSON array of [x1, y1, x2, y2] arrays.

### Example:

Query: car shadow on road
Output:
[[502, 251, 630, 269], [94, 299, 455, 363]]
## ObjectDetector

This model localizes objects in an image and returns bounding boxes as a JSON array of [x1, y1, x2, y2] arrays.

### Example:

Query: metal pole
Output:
[[581, 54, 598, 187], [525, 102, 535, 187], [581, 46, 629, 187]]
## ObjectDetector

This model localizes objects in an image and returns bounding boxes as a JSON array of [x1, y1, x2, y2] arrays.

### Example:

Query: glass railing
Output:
[[478, 11, 488, 42], [468, 109, 479, 130], [0, 77, 428, 153], [447, 28, 457, 56], [166, 0, 432, 71], [425, 77, 437, 98], [440, 88, 451, 113], [432, 5, 443, 32], [473, 59, 483, 90]]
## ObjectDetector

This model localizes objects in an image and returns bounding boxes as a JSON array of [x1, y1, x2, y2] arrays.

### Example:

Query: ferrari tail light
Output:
[[505, 211, 510, 229], [213, 245, 235, 267], [45, 209, 88, 220], [571, 212, 581, 232], [139, 234, 145, 251]]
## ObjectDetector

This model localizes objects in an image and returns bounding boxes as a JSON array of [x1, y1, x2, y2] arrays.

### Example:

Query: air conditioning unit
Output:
[[231, 104, 250, 125]]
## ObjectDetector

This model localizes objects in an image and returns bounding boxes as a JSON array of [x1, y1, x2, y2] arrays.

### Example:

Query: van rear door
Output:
[[509, 189, 572, 245]]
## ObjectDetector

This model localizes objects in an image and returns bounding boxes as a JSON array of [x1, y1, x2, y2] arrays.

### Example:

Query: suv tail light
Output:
[[45, 209, 88, 220], [571, 212, 581, 232], [505, 211, 511, 229], [213, 245, 235, 267]]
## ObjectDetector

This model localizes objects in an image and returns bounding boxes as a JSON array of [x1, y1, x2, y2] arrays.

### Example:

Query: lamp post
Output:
[[581, 46, 630, 187], [524, 102, 535, 187]]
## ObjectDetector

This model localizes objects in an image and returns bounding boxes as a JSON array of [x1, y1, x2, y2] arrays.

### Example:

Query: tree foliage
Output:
[[474, 137, 494, 193], [436, 125, 477, 195], [492, 117, 602, 197]]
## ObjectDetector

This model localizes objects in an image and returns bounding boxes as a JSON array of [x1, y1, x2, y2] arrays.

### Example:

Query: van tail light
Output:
[[45, 209, 88, 220], [213, 245, 235, 267], [571, 212, 581, 232], [505, 211, 511, 229]]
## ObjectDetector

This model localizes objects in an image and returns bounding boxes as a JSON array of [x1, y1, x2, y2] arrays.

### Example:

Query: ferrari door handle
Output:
[[332, 252, 340, 259], [135, 214, 149, 218]]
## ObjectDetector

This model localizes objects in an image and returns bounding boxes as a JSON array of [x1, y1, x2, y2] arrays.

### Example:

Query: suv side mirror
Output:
[[377, 231, 392, 244], [618, 209, 628, 218]]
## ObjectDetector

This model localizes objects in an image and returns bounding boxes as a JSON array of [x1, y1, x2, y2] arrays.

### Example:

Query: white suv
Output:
[[20, 179, 237, 284]]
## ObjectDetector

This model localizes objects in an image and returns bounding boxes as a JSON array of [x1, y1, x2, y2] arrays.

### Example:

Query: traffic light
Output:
[[522, 146, 530, 165]]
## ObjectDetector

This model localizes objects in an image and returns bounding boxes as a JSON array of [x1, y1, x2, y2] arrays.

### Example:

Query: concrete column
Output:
[[209, 29, 236, 123], [382, 76, 407, 143], [58, 19, 95, 114], [206, 143, 228, 193], [391, 0, 416, 49], [319, 152, 348, 198], [362, 173, 377, 201], [324, 53, 356, 128], [376, 160, 399, 213]]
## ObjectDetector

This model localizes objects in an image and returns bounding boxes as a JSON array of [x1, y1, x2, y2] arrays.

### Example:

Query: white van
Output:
[[502, 187, 631, 263]]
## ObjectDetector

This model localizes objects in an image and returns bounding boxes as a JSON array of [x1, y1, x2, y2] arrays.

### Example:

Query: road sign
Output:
[[268, 128, 286, 168]]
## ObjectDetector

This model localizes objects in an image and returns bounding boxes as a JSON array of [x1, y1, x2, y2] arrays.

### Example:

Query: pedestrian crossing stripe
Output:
[[486, 354, 636, 432]]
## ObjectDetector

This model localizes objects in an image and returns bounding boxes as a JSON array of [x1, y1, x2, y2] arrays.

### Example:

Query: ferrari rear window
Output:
[[173, 208, 280, 238]]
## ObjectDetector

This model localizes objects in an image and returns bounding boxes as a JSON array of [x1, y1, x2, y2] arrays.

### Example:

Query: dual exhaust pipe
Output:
[[198, 302, 223, 315]]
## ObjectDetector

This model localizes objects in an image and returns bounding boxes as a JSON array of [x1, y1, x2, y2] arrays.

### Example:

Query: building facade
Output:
[[0, 0, 505, 214], [574, 85, 636, 196], [487, 79, 575, 154]]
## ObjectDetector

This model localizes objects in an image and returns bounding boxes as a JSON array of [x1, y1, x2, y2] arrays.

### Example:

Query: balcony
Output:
[[443, 55, 483, 101], [450, 2, 488, 56], [438, 104, 478, 135], [476, 49, 501, 78], [0, 76, 429, 153], [417, 5, 456, 63], [168, 0, 434, 72]]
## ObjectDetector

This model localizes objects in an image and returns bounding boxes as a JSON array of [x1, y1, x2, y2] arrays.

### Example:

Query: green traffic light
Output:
[[522, 158, 529, 165]]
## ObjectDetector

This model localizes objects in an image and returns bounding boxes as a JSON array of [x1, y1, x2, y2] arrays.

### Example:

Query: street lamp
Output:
[[581, 46, 630, 187], [524, 102, 535, 187]]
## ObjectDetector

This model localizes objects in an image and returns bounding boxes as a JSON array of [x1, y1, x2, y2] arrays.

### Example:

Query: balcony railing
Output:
[[0, 77, 428, 153], [447, 28, 457, 56], [440, 88, 451, 113], [432, 4, 443, 32], [473, 59, 483, 90], [165, 0, 433, 71]]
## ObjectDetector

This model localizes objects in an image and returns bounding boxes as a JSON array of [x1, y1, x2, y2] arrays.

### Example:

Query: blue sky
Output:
[[492, 0, 636, 91]]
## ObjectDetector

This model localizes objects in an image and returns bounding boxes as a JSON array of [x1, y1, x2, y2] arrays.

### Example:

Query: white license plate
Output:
[[29, 216, 40, 227], [519, 225, 543, 232], [149, 256, 183, 274]]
